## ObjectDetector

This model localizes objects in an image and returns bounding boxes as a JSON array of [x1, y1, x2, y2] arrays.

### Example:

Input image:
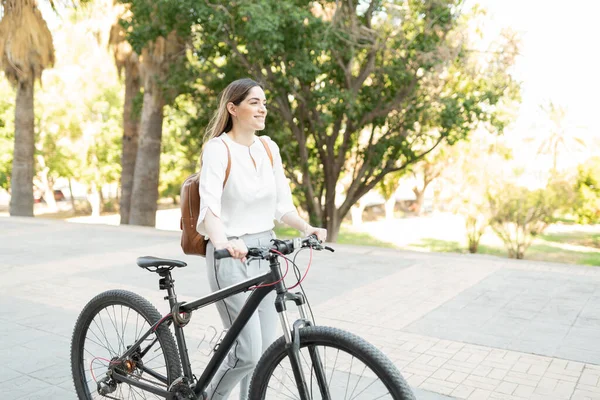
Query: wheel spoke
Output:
[[74, 295, 179, 400], [344, 356, 354, 399], [93, 314, 118, 356], [259, 328, 405, 400], [348, 364, 367, 400]]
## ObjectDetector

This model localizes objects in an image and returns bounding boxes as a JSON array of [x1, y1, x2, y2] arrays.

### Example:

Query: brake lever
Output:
[[303, 238, 334, 252], [245, 256, 261, 264]]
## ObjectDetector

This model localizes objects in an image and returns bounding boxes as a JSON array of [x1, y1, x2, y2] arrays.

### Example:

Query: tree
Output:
[[33, 3, 123, 216], [0, 0, 55, 216], [124, 0, 519, 239], [487, 180, 567, 259], [378, 171, 403, 220], [435, 129, 514, 253], [0, 79, 14, 191], [159, 94, 203, 204], [109, 4, 141, 224], [127, 29, 188, 226], [573, 157, 600, 224], [532, 102, 587, 174], [407, 148, 448, 215]]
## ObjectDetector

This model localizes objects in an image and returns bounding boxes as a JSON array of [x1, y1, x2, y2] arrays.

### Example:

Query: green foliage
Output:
[[160, 94, 204, 202], [274, 224, 396, 248], [0, 79, 14, 190], [35, 6, 123, 197], [121, 0, 520, 238], [412, 236, 600, 266], [572, 157, 600, 224], [487, 182, 564, 259], [377, 170, 404, 201], [435, 130, 514, 253]]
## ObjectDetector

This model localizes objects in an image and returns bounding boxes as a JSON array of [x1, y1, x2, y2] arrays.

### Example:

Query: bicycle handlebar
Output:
[[214, 235, 334, 260]]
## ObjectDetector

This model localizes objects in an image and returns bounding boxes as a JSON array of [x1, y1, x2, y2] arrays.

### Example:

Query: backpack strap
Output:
[[259, 136, 274, 167], [221, 139, 232, 188]]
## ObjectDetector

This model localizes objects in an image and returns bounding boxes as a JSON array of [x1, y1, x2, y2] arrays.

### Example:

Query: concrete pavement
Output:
[[1, 216, 600, 399]]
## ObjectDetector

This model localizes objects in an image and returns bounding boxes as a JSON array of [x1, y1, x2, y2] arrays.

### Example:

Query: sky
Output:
[[469, 0, 600, 136]]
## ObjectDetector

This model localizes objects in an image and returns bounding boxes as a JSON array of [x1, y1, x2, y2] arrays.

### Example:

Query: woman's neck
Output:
[[227, 127, 255, 147]]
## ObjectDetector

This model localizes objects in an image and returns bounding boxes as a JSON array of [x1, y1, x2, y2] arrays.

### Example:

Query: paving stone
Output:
[[3, 217, 600, 400]]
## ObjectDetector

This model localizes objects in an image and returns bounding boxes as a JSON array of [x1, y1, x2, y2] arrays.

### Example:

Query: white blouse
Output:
[[196, 133, 298, 238]]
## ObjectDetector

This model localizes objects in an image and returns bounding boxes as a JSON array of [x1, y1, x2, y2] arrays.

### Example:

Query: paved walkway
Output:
[[1, 216, 600, 399]]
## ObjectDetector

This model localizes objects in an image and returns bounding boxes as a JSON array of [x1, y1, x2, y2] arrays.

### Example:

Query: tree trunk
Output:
[[323, 202, 343, 242], [99, 187, 105, 214], [413, 189, 425, 215], [350, 203, 365, 227], [119, 67, 141, 225], [325, 216, 342, 243], [39, 179, 57, 213], [88, 182, 101, 217], [129, 90, 164, 227], [9, 79, 35, 217], [384, 196, 396, 220], [468, 239, 479, 254], [68, 178, 77, 212], [36, 155, 57, 212]]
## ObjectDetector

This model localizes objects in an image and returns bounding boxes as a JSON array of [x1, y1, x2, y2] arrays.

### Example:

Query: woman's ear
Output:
[[226, 102, 236, 117]]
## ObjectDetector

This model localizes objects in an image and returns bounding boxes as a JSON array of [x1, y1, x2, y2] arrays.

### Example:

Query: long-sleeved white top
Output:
[[196, 133, 298, 239]]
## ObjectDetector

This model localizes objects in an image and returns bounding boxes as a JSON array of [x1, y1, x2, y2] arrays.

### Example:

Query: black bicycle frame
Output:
[[111, 257, 289, 399]]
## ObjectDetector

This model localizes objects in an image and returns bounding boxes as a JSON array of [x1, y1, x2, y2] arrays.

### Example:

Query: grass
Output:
[[33, 203, 600, 267], [274, 224, 600, 266], [540, 231, 600, 248], [410, 236, 600, 266], [273, 225, 397, 248]]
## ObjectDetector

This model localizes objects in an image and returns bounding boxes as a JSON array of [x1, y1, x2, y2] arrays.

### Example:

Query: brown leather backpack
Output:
[[180, 136, 274, 256]]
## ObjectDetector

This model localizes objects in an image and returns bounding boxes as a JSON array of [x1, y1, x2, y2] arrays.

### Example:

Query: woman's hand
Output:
[[214, 239, 248, 262], [304, 225, 327, 242]]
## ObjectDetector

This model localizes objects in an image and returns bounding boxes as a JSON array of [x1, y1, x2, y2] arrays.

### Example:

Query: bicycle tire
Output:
[[249, 325, 415, 400], [70, 289, 182, 399]]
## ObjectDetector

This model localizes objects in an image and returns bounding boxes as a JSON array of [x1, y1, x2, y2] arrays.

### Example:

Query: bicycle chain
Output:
[[99, 369, 169, 399]]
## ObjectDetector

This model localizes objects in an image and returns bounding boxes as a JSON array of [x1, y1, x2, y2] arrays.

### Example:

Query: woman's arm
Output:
[[198, 140, 247, 260], [205, 209, 248, 260]]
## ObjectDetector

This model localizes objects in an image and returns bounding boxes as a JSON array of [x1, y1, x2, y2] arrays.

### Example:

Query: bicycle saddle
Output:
[[136, 256, 187, 269]]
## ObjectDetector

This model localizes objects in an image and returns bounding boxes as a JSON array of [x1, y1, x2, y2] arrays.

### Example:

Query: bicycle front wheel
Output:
[[70, 289, 182, 399], [249, 325, 415, 400]]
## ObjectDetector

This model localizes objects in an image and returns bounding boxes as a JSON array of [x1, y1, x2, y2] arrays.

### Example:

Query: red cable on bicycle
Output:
[[252, 249, 289, 289], [90, 356, 116, 383], [288, 246, 312, 290], [153, 313, 172, 331]]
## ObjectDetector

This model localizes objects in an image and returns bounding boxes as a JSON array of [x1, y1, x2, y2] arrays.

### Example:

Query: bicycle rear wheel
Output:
[[249, 325, 415, 400], [70, 289, 182, 399]]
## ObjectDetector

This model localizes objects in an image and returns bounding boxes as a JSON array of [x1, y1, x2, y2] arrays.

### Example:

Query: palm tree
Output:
[[109, 5, 140, 225], [0, 0, 54, 216], [537, 102, 586, 173], [128, 31, 185, 226]]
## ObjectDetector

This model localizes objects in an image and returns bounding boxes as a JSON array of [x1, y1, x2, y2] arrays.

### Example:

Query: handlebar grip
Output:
[[214, 249, 232, 260]]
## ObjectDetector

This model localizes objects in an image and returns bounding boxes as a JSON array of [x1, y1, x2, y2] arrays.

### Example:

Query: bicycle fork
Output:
[[276, 292, 332, 400]]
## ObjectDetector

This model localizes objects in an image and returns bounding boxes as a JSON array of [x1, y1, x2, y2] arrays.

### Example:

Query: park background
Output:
[[1, 0, 599, 266]]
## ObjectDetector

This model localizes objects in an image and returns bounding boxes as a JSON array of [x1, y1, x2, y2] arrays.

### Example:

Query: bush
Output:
[[487, 183, 563, 259], [573, 157, 600, 224]]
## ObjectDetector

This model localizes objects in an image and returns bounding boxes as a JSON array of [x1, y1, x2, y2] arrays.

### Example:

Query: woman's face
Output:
[[229, 86, 268, 131]]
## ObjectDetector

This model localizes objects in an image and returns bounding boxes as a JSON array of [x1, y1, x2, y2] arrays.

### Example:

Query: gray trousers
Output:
[[205, 230, 278, 400]]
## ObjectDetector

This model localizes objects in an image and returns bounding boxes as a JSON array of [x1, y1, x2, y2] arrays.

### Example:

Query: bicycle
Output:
[[70, 235, 416, 399]]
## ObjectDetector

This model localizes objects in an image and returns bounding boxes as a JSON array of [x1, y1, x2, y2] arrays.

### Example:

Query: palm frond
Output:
[[0, 0, 55, 85]]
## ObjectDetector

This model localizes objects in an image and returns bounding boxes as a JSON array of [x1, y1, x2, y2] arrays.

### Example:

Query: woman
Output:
[[196, 78, 327, 400]]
